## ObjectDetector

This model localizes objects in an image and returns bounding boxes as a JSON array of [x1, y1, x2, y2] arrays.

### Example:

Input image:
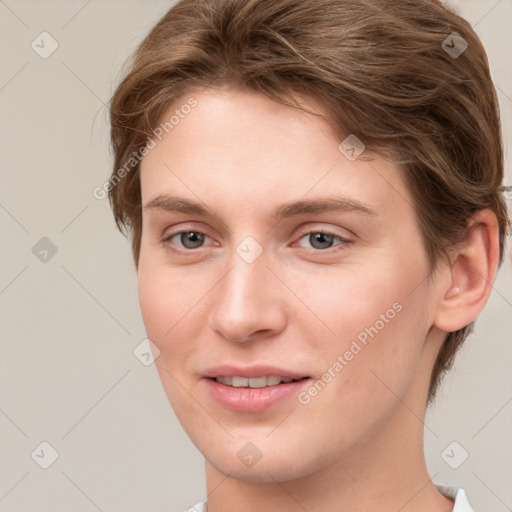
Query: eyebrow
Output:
[[143, 194, 379, 220]]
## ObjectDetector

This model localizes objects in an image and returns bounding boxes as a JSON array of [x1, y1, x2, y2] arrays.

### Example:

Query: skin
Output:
[[137, 85, 499, 512]]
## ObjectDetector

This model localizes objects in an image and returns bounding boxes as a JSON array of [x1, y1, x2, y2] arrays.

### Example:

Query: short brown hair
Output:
[[108, 0, 510, 403]]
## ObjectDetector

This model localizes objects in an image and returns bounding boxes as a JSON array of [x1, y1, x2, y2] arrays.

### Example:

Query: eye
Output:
[[162, 228, 351, 254], [164, 230, 213, 250], [296, 231, 350, 251]]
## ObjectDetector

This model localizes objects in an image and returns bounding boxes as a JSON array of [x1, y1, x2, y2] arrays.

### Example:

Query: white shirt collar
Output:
[[436, 485, 475, 511]]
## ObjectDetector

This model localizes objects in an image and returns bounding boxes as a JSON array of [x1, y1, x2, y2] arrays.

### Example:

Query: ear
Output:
[[433, 209, 501, 333]]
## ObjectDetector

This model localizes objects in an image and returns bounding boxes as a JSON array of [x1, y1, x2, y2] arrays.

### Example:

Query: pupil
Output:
[[311, 232, 333, 249], [182, 231, 204, 249]]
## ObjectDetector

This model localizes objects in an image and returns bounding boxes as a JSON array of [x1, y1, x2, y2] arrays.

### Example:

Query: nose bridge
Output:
[[220, 245, 273, 315], [207, 239, 284, 342]]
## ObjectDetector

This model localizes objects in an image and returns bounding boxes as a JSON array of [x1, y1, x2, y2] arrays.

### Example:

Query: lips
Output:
[[202, 365, 311, 412], [202, 365, 308, 381]]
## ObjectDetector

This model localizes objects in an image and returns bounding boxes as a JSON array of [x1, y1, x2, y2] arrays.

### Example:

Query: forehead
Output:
[[139, 87, 412, 223]]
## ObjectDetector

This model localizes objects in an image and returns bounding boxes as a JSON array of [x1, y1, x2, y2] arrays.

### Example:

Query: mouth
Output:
[[213, 375, 307, 388], [202, 366, 311, 412]]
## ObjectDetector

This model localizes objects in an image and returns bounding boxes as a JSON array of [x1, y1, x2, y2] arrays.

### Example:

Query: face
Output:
[[138, 86, 442, 483]]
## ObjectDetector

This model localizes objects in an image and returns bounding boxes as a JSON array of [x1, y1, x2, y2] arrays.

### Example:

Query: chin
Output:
[[197, 429, 333, 483], [206, 452, 312, 483]]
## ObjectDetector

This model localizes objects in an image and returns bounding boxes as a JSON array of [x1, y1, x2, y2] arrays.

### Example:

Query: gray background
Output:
[[0, 1, 511, 510]]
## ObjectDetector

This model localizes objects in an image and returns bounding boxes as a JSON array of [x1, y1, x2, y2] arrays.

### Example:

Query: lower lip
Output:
[[204, 378, 310, 412]]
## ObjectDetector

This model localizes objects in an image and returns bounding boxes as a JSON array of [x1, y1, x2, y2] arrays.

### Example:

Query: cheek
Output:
[[137, 259, 203, 414], [137, 253, 198, 360], [300, 253, 432, 391], [285, 256, 418, 348], [293, 290, 430, 453]]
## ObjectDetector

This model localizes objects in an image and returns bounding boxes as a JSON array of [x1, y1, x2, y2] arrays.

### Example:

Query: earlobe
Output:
[[433, 209, 500, 333]]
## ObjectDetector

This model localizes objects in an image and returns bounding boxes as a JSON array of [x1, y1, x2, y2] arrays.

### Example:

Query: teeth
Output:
[[215, 376, 298, 388], [232, 376, 249, 387], [246, 376, 267, 388], [266, 376, 283, 386]]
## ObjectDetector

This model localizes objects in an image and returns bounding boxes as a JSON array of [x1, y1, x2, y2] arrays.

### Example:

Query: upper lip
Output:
[[202, 365, 309, 380]]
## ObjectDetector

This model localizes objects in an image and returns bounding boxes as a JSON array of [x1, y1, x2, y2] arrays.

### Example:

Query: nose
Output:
[[207, 247, 287, 344]]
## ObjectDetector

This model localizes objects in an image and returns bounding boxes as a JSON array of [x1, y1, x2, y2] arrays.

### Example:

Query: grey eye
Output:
[[299, 232, 338, 250], [174, 231, 207, 249]]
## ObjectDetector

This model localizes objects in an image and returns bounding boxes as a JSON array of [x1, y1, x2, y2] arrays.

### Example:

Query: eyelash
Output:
[[161, 228, 352, 254]]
